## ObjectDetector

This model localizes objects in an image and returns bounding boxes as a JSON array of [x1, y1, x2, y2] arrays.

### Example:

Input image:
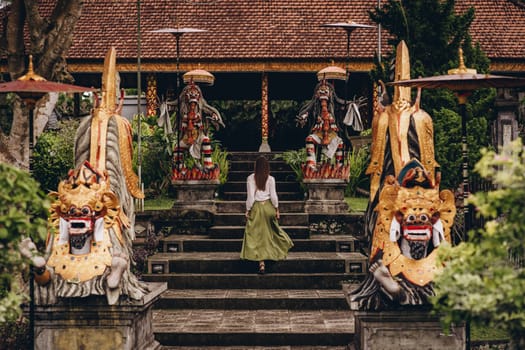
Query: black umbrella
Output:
[[388, 49, 525, 233]]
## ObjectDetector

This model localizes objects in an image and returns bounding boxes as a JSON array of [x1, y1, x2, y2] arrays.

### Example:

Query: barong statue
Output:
[[296, 66, 366, 179], [158, 69, 224, 181], [19, 47, 148, 305], [348, 41, 456, 310]]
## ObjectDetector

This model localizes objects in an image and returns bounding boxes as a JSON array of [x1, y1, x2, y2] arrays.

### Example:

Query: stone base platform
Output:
[[352, 309, 466, 350], [303, 179, 349, 214], [171, 180, 219, 212], [33, 282, 167, 350]]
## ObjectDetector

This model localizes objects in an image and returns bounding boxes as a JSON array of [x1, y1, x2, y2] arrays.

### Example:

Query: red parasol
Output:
[[0, 56, 94, 171]]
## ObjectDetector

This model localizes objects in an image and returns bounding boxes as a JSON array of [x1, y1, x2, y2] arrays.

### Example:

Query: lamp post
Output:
[[150, 27, 206, 169]]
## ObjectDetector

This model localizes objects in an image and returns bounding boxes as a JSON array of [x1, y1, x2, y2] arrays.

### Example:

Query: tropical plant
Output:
[[212, 147, 229, 185], [132, 113, 173, 197], [345, 145, 370, 197], [0, 162, 49, 324], [274, 149, 307, 184], [432, 138, 525, 349]]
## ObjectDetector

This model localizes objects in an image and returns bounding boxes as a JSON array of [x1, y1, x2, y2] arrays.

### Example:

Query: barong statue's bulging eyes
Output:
[[405, 214, 416, 223]]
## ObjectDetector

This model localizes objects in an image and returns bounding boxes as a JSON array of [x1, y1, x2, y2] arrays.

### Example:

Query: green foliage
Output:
[[345, 145, 370, 197], [0, 162, 49, 323], [0, 318, 30, 349], [132, 114, 173, 197], [274, 149, 306, 183], [369, 0, 494, 191], [213, 100, 261, 151], [32, 119, 79, 192], [432, 139, 525, 348], [54, 93, 92, 117], [213, 100, 307, 151], [212, 147, 229, 185], [0, 93, 16, 135]]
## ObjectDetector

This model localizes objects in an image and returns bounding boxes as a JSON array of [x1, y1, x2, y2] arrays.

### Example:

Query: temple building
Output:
[[10, 0, 525, 149]]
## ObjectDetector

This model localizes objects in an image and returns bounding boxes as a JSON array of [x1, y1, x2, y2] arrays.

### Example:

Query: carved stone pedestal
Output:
[[33, 282, 167, 350], [171, 179, 219, 212], [303, 179, 349, 214], [352, 310, 466, 350]]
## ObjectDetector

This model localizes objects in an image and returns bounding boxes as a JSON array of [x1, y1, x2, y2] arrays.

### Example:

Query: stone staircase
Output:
[[140, 152, 367, 348]]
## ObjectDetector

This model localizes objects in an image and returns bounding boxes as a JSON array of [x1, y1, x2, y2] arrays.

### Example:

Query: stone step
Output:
[[229, 160, 291, 172], [228, 170, 298, 182], [223, 191, 303, 201], [213, 212, 309, 226], [222, 180, 302, 193], [215, 200, 305, 213], [163, 346, 348, 350], [153, 309, 354, 346], [146, 252, 366, 275], [157, 234, 359, 253], [228, 151, 281, 162], [208, 225, 309, 239], [143, 272, 359, 289], [155, 289, 349, 310]]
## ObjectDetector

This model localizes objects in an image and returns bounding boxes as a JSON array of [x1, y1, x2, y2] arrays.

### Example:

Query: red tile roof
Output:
[[71, 0, 378, 61], [7, 0, 525, 71]]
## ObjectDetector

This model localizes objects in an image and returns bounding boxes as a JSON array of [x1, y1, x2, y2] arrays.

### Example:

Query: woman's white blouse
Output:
[[246, 174, 279, 211]]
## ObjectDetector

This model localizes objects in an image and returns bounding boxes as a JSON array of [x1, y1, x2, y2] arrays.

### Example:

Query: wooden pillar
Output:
[[146, 73, 158, 118], [259, 72, 271, 152]]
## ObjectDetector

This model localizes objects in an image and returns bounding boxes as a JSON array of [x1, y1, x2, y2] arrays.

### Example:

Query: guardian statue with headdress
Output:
[[19, 47, 148, 305], [296, 65, 366, 179], [158, 68, 225, 181], [348, 41, 456, 310]]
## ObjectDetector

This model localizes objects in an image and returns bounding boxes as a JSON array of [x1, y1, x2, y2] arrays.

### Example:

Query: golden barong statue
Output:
[[348, 41, 456, 310], [20, 47, 148, 305]]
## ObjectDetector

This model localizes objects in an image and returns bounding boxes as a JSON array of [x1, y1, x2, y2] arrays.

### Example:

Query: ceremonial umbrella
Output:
[[150, 27, 207, 168], [320, 21, 375, 81], [0, 56, 93, 350], [389, 49, 525, 234], [0, 56, 94, 172]]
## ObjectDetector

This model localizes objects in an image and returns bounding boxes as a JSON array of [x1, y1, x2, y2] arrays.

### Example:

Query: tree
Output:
[[432, 138, 525, 349], [0, 0, 83, 169], [369, 0, 494, 190]]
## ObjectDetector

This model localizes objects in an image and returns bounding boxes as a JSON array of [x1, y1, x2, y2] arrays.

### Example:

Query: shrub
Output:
[[345, 145, 370, 197], [274, 148, 306, 184], [0, 163, 49, 324], [132, 114, 173, 197], [433, 138, 525, 349], [32, 119, 79, 192]]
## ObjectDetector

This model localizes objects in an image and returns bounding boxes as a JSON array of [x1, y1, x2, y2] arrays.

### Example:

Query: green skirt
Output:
[[240, 200, 294, 261]]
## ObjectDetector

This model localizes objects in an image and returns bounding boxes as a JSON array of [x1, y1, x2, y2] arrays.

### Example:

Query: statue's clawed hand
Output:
[[295, 113, 308, 128]]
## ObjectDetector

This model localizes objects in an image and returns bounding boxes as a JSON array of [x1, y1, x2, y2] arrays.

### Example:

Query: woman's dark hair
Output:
[[254, 156, 270, 191]]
